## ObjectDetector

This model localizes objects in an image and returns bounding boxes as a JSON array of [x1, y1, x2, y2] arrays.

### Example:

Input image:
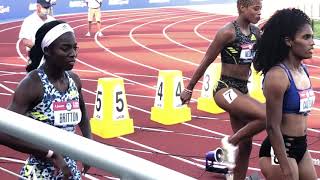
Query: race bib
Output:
[[53, 101, 82, 126], [223, 89, 238, 104], [240, 44, 255, 63], [299, 89, 315, 113]]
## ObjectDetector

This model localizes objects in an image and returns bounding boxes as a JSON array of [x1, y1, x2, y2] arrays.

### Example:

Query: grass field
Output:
[[314, 19, 320, 39]]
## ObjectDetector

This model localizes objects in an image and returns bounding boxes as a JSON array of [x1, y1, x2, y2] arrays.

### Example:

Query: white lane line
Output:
[[0, 9, 158, 32], [183, 122, 262, 147], [0, 157, 24, 163], [85, 102, 95, 106], [129, 13, 203, 66], [0, 83, 14, 93], [126, 93, 154, 99], [95, 12, 189, 71], [0, 43, 16, 45], [0, 157, 26, 179], [0, 70, 24, 74], [0, 74, 19, 77], [103, 176, 120, 180], [0, 62, 25, 67], [164, 15, 233, 54], [134, 126, 220, 139], [77, 59, 155, 89], [14, 10, 168, 62], [0, 25, 20, 33], [308, 128, 320, 133], [118, 136, 204, 168], [0, 156, 102, 180], [193, 16, 320, 61], [80, 78, 136, 85], [194, 18, 222, 42], [0, 166, 27, 180], [15, 39, 27, 62], [193, 16, 265, 42], [83, 173, 101, 180], [73, 69, 102, 73], [74, 78, 99, 82], [3, 81, 18, 84], [114, 72, 158, 78]]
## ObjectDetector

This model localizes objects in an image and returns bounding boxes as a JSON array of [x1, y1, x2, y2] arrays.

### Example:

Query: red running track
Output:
[[0, 7, 320, 179]]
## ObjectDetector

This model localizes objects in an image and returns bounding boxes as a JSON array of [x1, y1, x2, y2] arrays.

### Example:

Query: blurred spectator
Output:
[[48, 0, 57, 15], [19, 0, 55, 53], [85, 0, 103, 37]]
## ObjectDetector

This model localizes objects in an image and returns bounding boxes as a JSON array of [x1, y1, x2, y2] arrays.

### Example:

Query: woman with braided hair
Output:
[[254, 8, 317, 179], [180, 0, 265, 179]]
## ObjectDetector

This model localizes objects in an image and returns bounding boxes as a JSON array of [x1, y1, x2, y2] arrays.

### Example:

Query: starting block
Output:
[[150, 70, 191, 125], [197, 63, 225, 114], [205, 147, 261, 180], [205, 147, 229, 174], [90, 78, 134, 138]]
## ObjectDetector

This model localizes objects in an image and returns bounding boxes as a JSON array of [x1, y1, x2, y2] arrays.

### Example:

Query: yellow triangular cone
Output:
[[197, 63, 225, 114], [151, 70, 191, 125], [90, 78, 134, 138], [248, 65, 266, 103]]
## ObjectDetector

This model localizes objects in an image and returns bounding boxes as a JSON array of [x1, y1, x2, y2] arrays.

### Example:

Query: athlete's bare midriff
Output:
[[281, 114, 308, 136], [221, 63, 251, 80]]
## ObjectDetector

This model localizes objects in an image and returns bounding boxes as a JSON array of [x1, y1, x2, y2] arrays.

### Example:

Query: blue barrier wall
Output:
[[0, 0, 235, 22]]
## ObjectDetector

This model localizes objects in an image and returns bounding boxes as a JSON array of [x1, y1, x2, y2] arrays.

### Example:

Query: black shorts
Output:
[[215, 75, 248, 94], [259, 135, 307, 164]]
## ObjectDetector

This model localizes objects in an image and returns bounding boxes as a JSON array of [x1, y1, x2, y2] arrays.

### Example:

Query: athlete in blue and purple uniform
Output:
[[254, 8, 318, 180]]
